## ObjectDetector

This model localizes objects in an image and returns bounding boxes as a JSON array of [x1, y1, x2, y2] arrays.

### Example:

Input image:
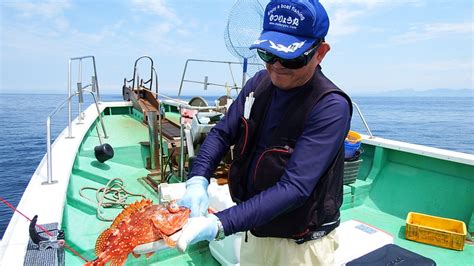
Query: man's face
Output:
[[265, 43, 329, 90]]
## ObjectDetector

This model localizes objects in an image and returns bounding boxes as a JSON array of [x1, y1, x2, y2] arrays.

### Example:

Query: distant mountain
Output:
[[364, 88, 474, 97]]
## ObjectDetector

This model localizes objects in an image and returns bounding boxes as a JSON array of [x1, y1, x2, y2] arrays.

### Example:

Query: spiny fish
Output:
[[85, 199, 190, 266]]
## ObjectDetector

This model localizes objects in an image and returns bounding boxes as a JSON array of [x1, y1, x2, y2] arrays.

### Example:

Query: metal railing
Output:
[[177, 59, 263, 97], [68, 56, 101, 135], [44, 56, 105, 185], [124, 56, 158, 93]]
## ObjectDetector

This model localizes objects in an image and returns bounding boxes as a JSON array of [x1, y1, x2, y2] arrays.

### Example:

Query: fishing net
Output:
[[224, 0, 265, 85]]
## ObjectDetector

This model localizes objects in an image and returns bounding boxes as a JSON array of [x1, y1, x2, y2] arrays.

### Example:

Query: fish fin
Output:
[[120, 255, 129, 264], [162, 234, 176, 247], [132, 251, 140, 258], [110, 255, 128, 266], [84, 258, 101, 266], [95, 228, 113, 255], [111, 199, 153, 229], [146, 252, 155, 258]]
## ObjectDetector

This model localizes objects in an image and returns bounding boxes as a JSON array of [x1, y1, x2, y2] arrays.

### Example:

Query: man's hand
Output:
[[178, 176, 209, 217], [176, 214, 219, 253]]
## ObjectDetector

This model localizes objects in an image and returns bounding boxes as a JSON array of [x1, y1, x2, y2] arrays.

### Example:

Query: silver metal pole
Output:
[[178, 61, 189, 97], [352, 102, 374, 139], [67, 60, 73, 138], [92, 56, 101, 102], [147, 111, 158, 170], [153, 67, 164, 176], [184, 127, 194, 157], [44, 117, 55, 184], [45, 94, 76, 185], [88, 91, 108, 138], [95, 124, 103, 145], [77, 59, 83, 123], [179, 105, 185, 180]]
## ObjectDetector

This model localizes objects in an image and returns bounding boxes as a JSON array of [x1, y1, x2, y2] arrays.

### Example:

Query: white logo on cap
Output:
[[269, 40, 306, 53], [253, 39, 267, 45]]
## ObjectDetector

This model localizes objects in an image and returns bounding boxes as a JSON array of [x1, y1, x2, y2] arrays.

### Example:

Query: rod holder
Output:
[[77, 82, 83, 103], [92, 76, 97, 92], [147, 111, 159, 171], [204, 76, 209, 90]]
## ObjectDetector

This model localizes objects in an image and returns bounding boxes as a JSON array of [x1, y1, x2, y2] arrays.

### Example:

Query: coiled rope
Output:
[[79, 178, 146, 221]]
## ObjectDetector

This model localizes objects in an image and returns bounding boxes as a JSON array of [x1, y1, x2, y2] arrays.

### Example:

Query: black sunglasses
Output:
[[257, 41, 322, 69]]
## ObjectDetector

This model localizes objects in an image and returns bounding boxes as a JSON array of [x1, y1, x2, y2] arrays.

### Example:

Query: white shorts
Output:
[[240, 230, 339, 266]]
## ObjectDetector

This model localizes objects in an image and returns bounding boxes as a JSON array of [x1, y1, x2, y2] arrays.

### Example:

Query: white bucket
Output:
[[208, 179, 241, 265]]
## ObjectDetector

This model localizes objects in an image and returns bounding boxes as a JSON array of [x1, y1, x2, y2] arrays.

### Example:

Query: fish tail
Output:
[[83, 258, 104, 266]]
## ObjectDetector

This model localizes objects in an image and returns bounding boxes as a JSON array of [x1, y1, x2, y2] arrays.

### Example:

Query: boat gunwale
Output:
[[360, 134, 474, 166], [0, 101, 132, 265]]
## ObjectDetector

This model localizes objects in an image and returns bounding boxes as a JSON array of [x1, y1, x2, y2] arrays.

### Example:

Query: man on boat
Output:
[[139, 0, 352, 264]]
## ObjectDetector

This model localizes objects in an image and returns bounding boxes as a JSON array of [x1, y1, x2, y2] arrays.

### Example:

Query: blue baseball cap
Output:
[[250, 0, 329, 59]]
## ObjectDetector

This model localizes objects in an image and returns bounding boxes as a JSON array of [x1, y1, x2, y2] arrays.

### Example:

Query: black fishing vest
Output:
[[228, 67, 352, 239]]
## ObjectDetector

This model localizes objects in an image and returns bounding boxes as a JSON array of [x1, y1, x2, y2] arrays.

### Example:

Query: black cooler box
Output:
[[346, 244, 436, 266]]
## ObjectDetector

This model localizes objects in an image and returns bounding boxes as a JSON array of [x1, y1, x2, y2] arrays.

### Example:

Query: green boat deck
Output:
[[63, 107, 219, 265], [63, 106, 473, 265], [340, 143, 474, 265]]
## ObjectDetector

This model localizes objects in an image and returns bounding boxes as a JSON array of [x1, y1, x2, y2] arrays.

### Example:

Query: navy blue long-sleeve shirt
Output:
[[189, 69, 351, 235]]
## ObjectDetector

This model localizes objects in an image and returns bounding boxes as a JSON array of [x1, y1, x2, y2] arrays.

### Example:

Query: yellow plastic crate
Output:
[[405, 212, 467, 251]]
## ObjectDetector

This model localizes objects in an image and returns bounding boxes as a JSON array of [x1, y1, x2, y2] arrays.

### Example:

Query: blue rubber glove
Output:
[[178, 176, 209, 217], [177, 214, 219, 253]]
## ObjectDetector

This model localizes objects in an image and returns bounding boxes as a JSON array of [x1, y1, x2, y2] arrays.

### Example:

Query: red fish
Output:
[[85, 199, 190, 266]]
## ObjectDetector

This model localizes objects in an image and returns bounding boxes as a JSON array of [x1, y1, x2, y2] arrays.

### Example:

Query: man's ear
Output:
[[316, 42, 330, 61]]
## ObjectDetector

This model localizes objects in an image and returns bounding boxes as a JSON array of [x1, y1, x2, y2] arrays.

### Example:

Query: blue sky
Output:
[[0, 0, 472, 96]]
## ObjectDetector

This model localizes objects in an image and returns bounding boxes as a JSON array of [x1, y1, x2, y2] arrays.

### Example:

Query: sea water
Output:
[[0, 93, 473, 238]]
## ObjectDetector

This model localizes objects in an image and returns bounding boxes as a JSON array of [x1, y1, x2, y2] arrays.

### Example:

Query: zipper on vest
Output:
[[253, 145, 294, 182], [226, 117, 250, 202], [240, 117, 249, 155]]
